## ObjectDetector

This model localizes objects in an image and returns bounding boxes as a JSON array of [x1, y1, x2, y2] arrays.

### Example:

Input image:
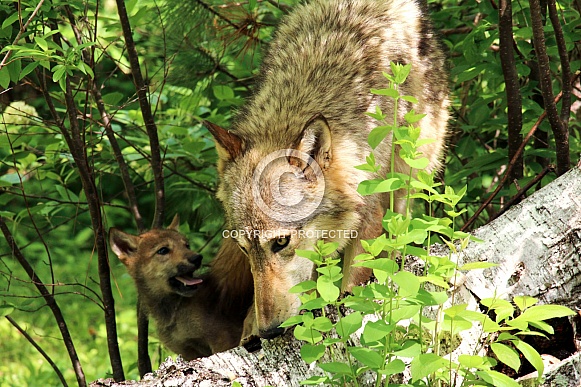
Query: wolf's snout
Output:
[[187, 253, 203, 267], [259, 326, 285, 340]]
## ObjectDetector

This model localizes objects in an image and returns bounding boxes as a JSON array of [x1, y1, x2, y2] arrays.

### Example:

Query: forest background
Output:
[[0, 0, 579, 385]]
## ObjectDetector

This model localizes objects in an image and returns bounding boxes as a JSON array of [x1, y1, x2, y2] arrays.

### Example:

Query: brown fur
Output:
[[109, 216, 253, 359], [206, 0, 449, 339]]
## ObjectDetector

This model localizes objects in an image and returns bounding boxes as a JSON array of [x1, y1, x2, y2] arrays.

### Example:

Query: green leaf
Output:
[[19, 61, 39, 80], [513, 296, 538, 312], [513, 339, 544, 377], [458, 261, 497, 271], [401, 95, 419, 104], [481, 298, 514, 322], [213, 85, 234, 100], [0, 303, 15, 317], [301, 297, 328, 311], [318, 362, 353, 375], [2, 12, 22, 29], [528, 320, 554, 335], [458, 354, 495, 370], [490, 343, 520, 373], [392, 340, 422, 357], [348, 347, 383, 369], [0, 68, 10, 89], [300, 343, 326, 363], [379, 359, 406, 375], [353, 258, 397, 275], [370, 87, 398, 97], [410, 353, 448, 382], [403, 156, 429, 170], [357, 177, 404, 196], [289, 280, 316, 293], [368, 125, 393, 149], [293, 325, 322, 344], [312, 316, 333, 332], [316, 265, 342, 281], [362, 319, 393, 343], [391, 62, 411, 84], [52, 65, 66, 82], [513, 305, 574, 323], [317, 275, 340, 303], [279, 315, 304, 328], [300, 376, 329, 385], [476, 370, 521, 387], [392, 271, 420, 297], [295, 249, 320, 262], [336, 312, 362, 338], [318, 241, 339, 257], [34, 37, 48, 51]]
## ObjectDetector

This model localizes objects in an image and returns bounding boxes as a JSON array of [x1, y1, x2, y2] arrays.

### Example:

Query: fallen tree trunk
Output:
[[92, 164, 581, 387]]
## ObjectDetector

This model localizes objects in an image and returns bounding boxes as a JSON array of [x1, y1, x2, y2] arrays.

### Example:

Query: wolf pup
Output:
[[205, 0, 450, 339], [109, 215, 253, 359]]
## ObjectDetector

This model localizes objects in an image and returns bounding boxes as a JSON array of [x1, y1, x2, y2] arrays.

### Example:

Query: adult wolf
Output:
[[206, 0, 449, 339]]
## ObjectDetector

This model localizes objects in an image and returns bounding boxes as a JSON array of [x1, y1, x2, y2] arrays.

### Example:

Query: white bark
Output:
[[91, 164, 581, 387]]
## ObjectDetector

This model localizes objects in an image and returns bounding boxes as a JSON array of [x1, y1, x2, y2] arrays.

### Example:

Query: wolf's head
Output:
[[206, 114, 361, 339], [109, 215, 204, 298]]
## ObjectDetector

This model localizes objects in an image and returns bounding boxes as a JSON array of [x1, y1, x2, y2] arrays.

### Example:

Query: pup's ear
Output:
[[167, 214, 180, 231], [109, 228, 138, 264], [291, 113, 333, 179], [204, 121, 243, 161]]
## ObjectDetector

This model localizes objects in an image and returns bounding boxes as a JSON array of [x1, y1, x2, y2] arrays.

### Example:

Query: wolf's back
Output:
[[234, 0, 449, 174]]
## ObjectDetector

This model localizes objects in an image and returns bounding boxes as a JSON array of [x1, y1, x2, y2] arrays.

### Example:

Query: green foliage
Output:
[[432, 0, 581, 228], [0, 0, 579, 385], [282, 65, 575, 386]]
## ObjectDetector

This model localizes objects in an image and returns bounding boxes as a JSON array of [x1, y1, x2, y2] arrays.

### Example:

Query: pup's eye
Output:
[[185, 242, 190, 249], [272, 236, 290, 253], [157, 247, 170, 255]]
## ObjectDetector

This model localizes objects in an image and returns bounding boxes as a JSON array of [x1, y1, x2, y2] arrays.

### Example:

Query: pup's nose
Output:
[[259, 326, 285, 340], [188, 253, 202, 266]]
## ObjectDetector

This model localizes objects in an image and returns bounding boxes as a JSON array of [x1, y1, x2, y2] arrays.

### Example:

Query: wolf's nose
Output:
[[188, 253, 202, 266], [259, 326, 285, 340]]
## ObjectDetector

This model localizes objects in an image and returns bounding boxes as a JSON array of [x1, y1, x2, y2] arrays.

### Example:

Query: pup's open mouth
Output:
[[169, 270, 203, 295]]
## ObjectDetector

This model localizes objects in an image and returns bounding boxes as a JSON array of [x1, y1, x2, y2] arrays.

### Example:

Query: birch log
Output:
[[91, 164, 581, 387]]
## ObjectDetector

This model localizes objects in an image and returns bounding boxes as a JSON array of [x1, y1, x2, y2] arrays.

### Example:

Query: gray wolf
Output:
[[109, 215, 253, 359], [205, 0, 449, 339]]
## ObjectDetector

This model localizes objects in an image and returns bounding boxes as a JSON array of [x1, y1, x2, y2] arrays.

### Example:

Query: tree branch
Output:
[[0, 217, 86, 387], [498, 0, 523, 182], [529, 0, 570, 176], [5, 315, 69, 387], [114, 0, 165, 229], [547, 0, 572, 126]]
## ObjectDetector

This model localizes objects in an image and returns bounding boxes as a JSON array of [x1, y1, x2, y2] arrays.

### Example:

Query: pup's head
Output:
[[206, 114, 361, 339], [109, 215, 204, 297]]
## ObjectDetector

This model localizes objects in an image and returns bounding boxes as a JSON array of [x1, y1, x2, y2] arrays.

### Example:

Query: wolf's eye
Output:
[[157, 247, 170, 255], [185, 242, 190, 249], [238, 245, 248, 256], [272, 236, 290, 253]]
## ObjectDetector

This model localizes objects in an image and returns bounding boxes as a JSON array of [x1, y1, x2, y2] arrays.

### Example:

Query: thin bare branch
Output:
[[530, 0, 570, 175], [547, 0, 572, 126], [115, 0, 165, 229], [0, 216, 86, 387], [5, 315, 69, 387], [499, 0, 523, 181]]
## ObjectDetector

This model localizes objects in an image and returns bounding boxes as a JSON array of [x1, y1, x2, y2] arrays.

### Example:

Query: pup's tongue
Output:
[[175, 276, 203, 286]]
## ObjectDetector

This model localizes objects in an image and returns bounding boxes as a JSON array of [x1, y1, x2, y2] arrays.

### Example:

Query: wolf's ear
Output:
[[168, 214, 180, 231], [109, 228, 138, 264], [204, 120, 243, 160], [293, 113, 333, 174]]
